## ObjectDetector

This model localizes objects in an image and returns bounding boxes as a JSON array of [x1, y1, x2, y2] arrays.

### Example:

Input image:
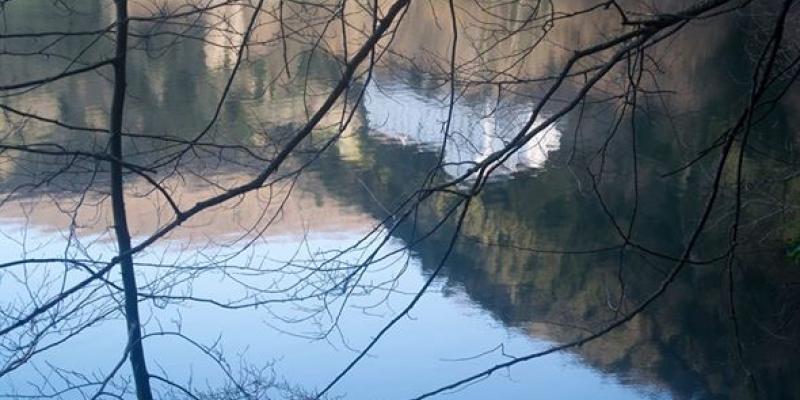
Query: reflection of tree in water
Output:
[[312, 86, 800, 398], [2, 0, 800, 398]]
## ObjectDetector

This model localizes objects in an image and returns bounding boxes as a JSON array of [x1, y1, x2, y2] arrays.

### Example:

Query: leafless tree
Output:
[[0, 0, 798, 399]]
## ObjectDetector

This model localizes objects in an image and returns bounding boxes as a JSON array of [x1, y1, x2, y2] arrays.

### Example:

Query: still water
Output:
[[1, 1, 799, 399]]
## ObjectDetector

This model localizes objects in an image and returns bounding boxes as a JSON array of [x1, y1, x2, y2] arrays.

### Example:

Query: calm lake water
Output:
[[1, 1, 799, 399]]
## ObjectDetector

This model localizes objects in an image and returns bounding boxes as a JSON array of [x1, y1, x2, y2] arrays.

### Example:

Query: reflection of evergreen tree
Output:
[[312, 93, 799, 398], [1, 2, 798, 398]]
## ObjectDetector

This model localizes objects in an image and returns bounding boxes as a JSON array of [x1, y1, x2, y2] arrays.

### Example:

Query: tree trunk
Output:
[[110, 1, 154, 399]]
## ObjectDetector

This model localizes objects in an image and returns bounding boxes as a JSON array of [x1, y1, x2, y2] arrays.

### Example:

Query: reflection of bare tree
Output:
[[0, 0, 799, 399]]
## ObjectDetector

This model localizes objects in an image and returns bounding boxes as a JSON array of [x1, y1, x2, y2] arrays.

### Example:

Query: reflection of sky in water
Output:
[[363, 83, 562, 177], [0, 2, 796, 398], [0, 218, 661, 399]]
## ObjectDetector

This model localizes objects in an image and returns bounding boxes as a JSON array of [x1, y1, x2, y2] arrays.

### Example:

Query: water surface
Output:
[[1, 1, 799, 399]]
